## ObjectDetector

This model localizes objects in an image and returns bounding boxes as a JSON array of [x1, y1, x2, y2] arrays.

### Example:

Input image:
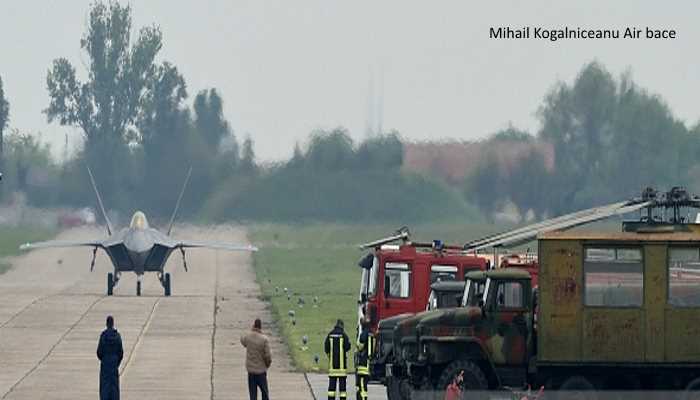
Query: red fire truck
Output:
[[356, 228, 490, 335], [499, 253, 539, 287]]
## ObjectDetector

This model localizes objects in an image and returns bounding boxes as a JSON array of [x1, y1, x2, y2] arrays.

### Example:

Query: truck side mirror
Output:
[[358, 253, 374, 270], [384, 276, 390, 297]]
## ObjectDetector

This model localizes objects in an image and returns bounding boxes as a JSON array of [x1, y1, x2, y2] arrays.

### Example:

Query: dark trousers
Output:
[[328, 376, 347, 399], [248, 372, 269, 400], [99, 364, 120, 400], [355, 373, 368, 400]]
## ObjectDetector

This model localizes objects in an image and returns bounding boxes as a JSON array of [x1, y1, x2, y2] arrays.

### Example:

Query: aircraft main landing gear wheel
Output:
[[164, 273, 171, 296], [136, 280, 142, 296], [107, 273, 114, 296]]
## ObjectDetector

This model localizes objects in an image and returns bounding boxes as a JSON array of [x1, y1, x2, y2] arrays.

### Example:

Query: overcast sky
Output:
[[1, 1, 698, 161]]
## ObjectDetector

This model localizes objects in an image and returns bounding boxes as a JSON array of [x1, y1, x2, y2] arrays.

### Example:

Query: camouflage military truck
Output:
[[385, 271, 489, 399], [375, 280, 466, 399], [401, 268, 533, 397]]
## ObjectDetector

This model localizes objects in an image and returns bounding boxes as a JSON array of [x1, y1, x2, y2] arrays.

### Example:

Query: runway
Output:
[[0, 225, 311, 400]]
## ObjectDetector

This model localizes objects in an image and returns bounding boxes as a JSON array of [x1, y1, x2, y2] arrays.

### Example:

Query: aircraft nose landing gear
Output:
[[136, 274, 143, 296]]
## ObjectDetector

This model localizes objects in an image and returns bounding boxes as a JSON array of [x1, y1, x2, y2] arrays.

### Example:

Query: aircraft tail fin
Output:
[[167, 166, 192, 236], [86, 166, 114, 236]]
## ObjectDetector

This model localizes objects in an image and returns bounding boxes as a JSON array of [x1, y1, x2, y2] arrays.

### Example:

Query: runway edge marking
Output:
[[210, 250, 220, 400], [304, 373, 318, 400]]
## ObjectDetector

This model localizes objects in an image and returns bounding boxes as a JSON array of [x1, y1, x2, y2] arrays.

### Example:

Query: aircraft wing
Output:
[[20, 240, 105, 251], [174, 241, 258, 252]]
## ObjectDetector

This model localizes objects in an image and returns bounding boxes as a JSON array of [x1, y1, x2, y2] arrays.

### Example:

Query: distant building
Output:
[[401, 139, 554, 185]]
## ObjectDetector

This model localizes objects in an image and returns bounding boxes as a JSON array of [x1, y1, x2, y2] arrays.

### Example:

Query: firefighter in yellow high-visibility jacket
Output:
[[325, 319, 351, 400], [355, 318, 375, 400]]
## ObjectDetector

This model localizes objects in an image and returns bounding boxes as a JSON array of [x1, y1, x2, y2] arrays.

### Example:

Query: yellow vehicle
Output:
[[538, 226, 700, 390]]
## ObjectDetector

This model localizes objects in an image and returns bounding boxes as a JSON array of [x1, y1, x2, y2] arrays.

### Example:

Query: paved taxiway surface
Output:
[[0, 225, 311, 399]]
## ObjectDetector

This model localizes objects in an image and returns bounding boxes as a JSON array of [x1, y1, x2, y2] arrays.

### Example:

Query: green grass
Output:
[[249, 222, 512, 372], [0, 226, 57, 275]]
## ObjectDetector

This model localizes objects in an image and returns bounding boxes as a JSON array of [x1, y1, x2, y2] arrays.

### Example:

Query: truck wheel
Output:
[[436, 360, 487, 399], [107, 273, 114, 296], [684, 377, 700, 400], [558, 375, 597, 400]]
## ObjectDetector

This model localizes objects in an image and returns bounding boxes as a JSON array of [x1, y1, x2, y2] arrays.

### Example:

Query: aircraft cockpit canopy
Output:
[[130, 211, 149, 230]]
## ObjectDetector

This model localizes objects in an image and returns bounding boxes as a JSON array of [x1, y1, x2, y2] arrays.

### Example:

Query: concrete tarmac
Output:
[[0, 225, 311, 400]]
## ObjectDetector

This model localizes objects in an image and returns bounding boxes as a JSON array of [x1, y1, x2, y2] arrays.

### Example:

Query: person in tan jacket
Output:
[[241, 318, 272, 400]]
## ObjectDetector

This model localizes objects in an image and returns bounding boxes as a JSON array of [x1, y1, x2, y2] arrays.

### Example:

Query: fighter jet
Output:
[[19, 167, 257, 296]]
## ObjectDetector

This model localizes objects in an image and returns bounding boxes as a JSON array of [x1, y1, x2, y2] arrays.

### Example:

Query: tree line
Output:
[[1, 2, 699, 225], [464, 61, 700, 220], [0, 1, 473, 225]]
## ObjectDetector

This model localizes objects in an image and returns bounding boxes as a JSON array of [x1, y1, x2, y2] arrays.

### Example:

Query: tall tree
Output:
[[4, 131, 53, 192], [46, 1, 161, 143], [464, 153, 504, 216], [306, 128, 355, 171], [355, 131, 403, 170], [45, 1, 163, 207], [537, 61, 617, 212], [508, 149, 550, 218], [193, 88, 233, 153], [240, 135, 256, 173], [0, 75, 9, 159], [137, 62, 190, 214], [289, 142, 304, 168], [138, 62, 188, 150], [604, 77, 686, 198]]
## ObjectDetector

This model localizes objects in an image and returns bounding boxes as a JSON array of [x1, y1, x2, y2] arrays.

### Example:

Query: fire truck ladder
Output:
[[463, 187, 700, 252], [359, 227, 411, 250]]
